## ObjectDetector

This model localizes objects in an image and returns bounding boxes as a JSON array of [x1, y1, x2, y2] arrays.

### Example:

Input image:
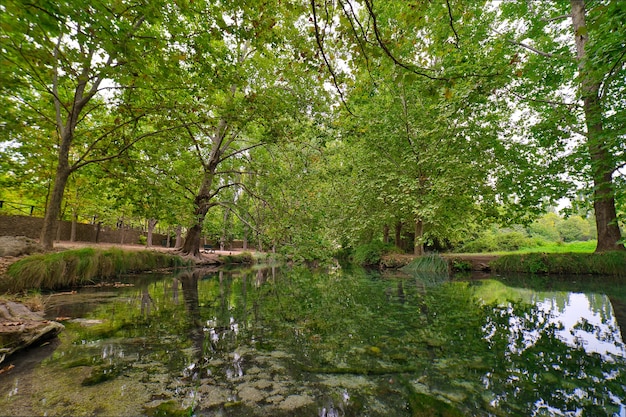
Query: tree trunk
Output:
[[394, 221, 403, 248], [40, 166, 70, 250], [175, 225, 183, 248], [181, 223, 203, 256], [414, 218, 424, 256], [383, 224, 390, 244], [571, 0, 624, 252], [70, 208, 78, 242], [147, 218, 157, 247], [119, 219, 125, 244]]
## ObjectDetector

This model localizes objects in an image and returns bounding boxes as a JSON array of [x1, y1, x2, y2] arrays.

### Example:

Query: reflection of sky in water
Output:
[[536, 293, 625, 359]]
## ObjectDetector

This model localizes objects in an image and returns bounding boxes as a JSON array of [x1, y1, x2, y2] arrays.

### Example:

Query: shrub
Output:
[[352, 241, 398, 266]]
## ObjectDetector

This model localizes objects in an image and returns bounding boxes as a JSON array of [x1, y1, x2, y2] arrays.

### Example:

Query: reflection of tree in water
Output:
[[481, 300, 626, 415], [178, 268, 259, 384], [140, 285, 155, 318]]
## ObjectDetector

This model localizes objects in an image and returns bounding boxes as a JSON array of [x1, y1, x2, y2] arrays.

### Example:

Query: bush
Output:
[[352, 241, 398, 266], [458, 229, 544, 253]]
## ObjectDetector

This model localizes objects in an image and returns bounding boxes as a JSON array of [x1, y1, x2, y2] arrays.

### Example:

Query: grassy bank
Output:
[[491, 251, 626, 276], [1, 248, 190, 292]]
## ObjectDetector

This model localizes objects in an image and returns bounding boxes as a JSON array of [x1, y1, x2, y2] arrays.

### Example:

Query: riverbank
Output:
[[381, 251, 626, 276]]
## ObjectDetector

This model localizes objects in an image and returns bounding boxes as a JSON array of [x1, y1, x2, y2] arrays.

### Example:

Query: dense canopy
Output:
[[1, 0, 624, 257]]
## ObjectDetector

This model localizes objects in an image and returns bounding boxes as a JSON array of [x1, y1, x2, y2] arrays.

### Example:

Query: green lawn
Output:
[[457, 240, 597, 256], [514, 240, 597, 254]]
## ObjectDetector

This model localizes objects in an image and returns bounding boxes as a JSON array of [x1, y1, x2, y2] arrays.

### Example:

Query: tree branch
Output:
[[185, 125, 209, 171], [362, 0, 445, 81], [218, 142, 266, 164], [600, 48, 626, 99], [542, 14, 571, 23], [310, 0, 354, 115], [71, 123, 188, 171], [509, 90, 577, 109], [215, 201, 261, 235], [506, 39, 564, 59], [445, 0, 460, 48]]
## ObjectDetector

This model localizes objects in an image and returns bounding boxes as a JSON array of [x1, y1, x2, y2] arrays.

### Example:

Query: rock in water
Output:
[[0, 301, 64, 363]]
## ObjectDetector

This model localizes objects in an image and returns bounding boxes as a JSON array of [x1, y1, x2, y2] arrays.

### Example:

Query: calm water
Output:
[[1, 265, 625, 416]]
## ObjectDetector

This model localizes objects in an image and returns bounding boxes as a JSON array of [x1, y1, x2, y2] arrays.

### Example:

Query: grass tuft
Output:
[[401, 253, 450, 275], [1, 248, 191, 292]]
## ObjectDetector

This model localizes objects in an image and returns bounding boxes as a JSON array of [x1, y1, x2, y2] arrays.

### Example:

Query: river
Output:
[[1, 265, 625, 416]]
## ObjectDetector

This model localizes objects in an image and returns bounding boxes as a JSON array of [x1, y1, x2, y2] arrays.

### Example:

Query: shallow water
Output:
[[1, 266, 625, 416]]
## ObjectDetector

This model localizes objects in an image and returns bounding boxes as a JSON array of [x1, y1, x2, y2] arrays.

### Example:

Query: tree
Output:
[[0, 0, 174, 249], [497, 1, 625, 251], [150, 0, 327, 256], [317, 0, 524, 254]]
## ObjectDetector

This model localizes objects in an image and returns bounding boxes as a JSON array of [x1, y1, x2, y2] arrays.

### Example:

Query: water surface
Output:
[[0, 266, 624, 416]]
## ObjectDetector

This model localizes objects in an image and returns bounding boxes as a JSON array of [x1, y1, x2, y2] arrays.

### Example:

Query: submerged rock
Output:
[[278, 394, 315, 410], [0, 301, 64, 363]]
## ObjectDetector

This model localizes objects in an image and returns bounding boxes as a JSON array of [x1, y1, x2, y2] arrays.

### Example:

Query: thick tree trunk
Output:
[[181, 224, 203, 256], [40, 166, 70, 250], [414, 218, 424, 256], [571, 0, 624, 252]]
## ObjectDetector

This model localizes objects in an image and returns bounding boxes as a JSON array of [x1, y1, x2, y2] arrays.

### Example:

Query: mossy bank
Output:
[[0, 248, 191, 292], [491, 251, 626, 276]]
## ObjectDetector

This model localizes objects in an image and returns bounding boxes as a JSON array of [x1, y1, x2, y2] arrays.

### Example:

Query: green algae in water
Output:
[[408, 392, 465, 417], [81, 364, 123, 386], [143, 400, 193, 417], [2, 266, 626, 416]]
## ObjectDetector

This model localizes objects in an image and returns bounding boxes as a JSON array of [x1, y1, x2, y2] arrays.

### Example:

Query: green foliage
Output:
[[1, 248, 189, 292], [401, 254, 450, 275], [460, 213, 599, 253], [460, 230, 535, 253], [351, 241, 398, 266], [491, 252, 626, 276], [218, 252, 255, 265]]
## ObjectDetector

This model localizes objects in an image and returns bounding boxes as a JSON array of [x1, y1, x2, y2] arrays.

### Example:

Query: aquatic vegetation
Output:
[[1, 266, 625, 416]]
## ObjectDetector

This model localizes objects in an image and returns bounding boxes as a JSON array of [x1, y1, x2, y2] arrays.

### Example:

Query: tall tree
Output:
[[498, 1, 625, 251], [154, 0, 325, 256], [0, 0, 172, 249]]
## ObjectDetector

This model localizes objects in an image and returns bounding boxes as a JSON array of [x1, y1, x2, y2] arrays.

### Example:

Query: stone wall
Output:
[[0, 215, 173, 247]]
